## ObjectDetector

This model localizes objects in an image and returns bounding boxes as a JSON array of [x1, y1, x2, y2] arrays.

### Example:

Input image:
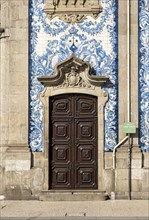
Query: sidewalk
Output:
[[0, 200, 149, 219]]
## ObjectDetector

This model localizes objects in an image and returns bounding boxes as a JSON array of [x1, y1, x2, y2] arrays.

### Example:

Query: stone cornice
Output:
[[44, 0, 102, 23]]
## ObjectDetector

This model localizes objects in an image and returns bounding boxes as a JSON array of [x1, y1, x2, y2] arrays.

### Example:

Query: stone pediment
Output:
[[37, 55, 109, 88]]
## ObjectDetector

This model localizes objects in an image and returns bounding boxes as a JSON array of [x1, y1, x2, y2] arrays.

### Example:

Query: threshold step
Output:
[[39, 190, 108, 201]]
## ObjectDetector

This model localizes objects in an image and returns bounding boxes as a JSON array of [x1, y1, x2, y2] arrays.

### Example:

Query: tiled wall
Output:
[[138, 0, 149, 152], [29, 0, 118, 152]]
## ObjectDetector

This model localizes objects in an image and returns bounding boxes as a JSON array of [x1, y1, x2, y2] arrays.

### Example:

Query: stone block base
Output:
[[5, 185, 34, 200], [1, 145, 149, 200], [39, 190, 108, 201]]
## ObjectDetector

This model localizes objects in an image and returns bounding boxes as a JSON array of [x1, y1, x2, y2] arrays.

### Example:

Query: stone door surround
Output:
[[37, 55, 109, 195]]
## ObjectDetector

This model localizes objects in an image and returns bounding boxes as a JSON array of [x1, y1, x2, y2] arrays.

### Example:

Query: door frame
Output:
[[38, 55, 109, 192]]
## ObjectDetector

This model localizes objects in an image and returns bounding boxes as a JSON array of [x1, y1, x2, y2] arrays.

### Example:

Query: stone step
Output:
[[39, 190, 108, 201]]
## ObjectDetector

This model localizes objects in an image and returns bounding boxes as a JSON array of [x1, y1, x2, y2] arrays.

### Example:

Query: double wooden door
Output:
[[49, 94, 98, 189]]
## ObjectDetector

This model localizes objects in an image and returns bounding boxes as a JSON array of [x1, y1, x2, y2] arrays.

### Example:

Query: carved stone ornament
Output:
[[44, 0, 102, 23], [37, 55, 109, 89]]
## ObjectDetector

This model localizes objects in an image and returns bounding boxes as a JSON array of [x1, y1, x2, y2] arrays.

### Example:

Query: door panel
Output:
[[49, 94, 98, 190], [75, 119, 97, 141], [52, 119, 72, 142], [50, 95, 73, 117], [76, 144, 96, 164], [76, 167, 97, 189], [75, 95, 97, 118], [53, 145, 71, 164], [52, 167, 72, 189]]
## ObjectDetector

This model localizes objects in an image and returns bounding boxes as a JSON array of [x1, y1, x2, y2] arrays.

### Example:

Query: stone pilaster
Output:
[[8, 0, 29, 145], [118, 0, 127, 140], [1, 0, 29, 147], [0, 0, 30, 198], [130, 0, 139, 146], [0, 0, 10, 147], [118, 0, 140, 147]]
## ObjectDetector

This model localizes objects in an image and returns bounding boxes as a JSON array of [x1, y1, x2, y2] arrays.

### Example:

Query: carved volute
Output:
[[44, 0, 102, 23]]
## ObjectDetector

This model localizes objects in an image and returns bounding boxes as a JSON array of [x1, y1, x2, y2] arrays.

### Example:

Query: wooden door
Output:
[[49, 94, 98, 189]]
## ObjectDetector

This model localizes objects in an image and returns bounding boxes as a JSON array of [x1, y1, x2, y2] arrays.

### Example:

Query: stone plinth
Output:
[[39, 190, 108, 201]]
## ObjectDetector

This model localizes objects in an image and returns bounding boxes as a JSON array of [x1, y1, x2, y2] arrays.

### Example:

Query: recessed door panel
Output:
[[53, 145, 71, 164], [76, 144, 95, 164], [75, 95, 97, 118], [49, 94, 98, 190], [75, 119, 97, 141], [75, 167, 97, 189], [52, 167, 72, 189], [52, 119, 72, 142], [50, 95, 73, 117]]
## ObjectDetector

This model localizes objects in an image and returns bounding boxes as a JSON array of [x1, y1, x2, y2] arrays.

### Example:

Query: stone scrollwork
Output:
[[37, 55, 109, 89], [63, 66, 82, 87], [59, 66, 92, 89], [44, 0, 102, 23], [59, 14, 85, 24]]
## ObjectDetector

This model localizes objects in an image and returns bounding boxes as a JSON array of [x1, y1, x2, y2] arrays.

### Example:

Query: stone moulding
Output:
[[37, 55, 109, 88], [44, 0, 102, 23], [37, 55, 109, 192]]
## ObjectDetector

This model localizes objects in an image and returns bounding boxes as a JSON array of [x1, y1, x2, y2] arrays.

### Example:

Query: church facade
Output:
[[0, 0, 148, 200]]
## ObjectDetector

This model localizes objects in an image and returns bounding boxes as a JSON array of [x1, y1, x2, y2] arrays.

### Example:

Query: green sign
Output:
[[123, 122, 136, 134]]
